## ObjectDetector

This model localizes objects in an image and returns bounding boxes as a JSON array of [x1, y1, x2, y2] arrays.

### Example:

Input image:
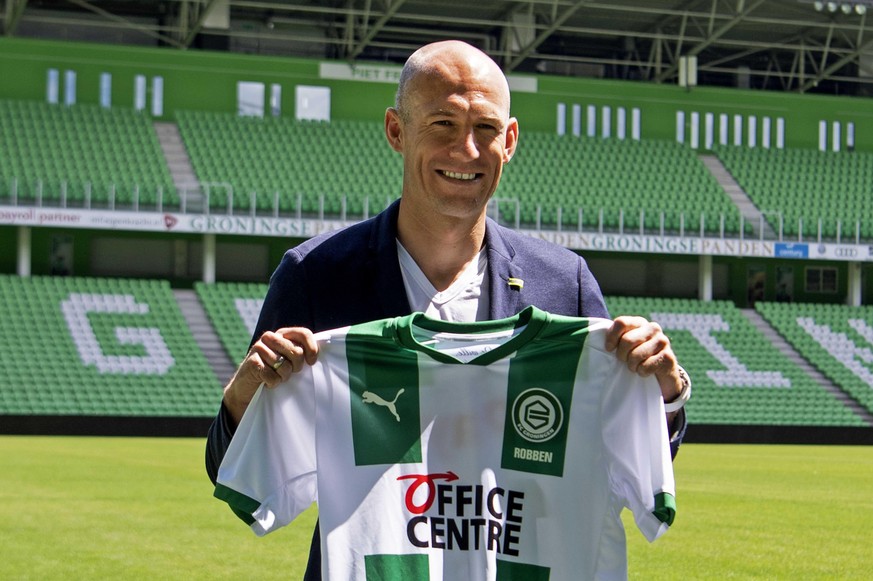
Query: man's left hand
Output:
[[605, 316, 683, 420]]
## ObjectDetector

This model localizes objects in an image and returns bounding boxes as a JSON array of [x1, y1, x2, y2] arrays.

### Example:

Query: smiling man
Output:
[[386, 41, 519, 292], [207, 40, 689, 580]]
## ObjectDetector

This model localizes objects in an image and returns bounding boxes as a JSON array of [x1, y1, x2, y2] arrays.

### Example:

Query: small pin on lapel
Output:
[[508, 277, 524, 290]]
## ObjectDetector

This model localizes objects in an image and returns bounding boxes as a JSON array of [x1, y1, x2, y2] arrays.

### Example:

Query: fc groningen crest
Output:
[[501, 336, 587, 477], [511, 388, 564, 443]]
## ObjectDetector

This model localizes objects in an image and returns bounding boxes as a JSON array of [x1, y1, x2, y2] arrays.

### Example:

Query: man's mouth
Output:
[[441, 170, 478, 181]]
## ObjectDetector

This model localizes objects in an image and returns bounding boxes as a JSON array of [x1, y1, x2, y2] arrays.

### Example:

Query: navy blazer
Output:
[[206, 200, 678, 580], [251, 199, 609, 335]]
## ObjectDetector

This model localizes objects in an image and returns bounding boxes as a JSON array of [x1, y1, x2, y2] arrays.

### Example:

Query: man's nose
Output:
[[450, 128, 479, 159]]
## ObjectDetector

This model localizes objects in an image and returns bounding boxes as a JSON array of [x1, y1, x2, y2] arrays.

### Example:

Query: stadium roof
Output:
[[8, 0, 873, 95]]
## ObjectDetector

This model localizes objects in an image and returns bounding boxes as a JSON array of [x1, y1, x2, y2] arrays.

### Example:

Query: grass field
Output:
[[1, 437, 871, 580]]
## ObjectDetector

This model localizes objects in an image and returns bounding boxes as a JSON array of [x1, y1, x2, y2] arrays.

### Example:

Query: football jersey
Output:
[[214, 306, 675, 581]]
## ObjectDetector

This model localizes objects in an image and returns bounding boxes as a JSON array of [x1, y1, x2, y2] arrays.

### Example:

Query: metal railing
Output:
[[2, 176, 871, 244]]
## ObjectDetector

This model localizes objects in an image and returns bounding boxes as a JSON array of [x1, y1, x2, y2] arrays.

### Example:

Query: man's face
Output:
[[386, 61, 518, 222]]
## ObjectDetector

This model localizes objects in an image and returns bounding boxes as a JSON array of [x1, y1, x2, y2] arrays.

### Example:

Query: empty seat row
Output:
[[756, 301, 873, 414], [0, 275, 221, 416], [1, 274, 871, 425], [0, 99, 177, 208], [715, 145, 873, 239], [607, 295, 867, 426]]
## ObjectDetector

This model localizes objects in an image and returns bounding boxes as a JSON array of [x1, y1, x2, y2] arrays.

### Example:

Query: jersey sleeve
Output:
[[599, 349, 676, 543], [213, 364, 319, 537]]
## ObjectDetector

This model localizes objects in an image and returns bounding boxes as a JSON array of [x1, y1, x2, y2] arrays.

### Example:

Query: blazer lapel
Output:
[[369, 208, 523, 321], [484, 219, 525, 320], [369, 200, 412, 318]]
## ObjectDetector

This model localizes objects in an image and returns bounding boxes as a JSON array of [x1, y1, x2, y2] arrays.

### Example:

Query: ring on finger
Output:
[[272, 355, 286, 371]]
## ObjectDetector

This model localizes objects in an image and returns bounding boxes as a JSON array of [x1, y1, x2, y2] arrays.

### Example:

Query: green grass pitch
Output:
[[1, 437, 871, 580]]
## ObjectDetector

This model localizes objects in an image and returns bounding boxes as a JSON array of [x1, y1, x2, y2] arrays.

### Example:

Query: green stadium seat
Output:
[[0, 275, 221, 416], [715, 145, 873, 240], [606, 296, 866, 427], [194, 281, 268, 364], [0, 99, 177, 208], [500, 134, 745, 234], [176, 111, 402, 215], [756, 301, 873, 415]]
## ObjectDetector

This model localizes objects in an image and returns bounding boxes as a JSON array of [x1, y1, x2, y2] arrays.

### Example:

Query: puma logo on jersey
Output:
[[362, 388, 405, 422]]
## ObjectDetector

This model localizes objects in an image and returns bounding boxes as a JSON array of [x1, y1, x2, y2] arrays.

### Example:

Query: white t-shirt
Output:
[[397, 240, 490, 322], [215, 306, 675, 581]]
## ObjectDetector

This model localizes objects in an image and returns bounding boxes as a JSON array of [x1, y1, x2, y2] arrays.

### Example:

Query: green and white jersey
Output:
[[215, 306, 675, 581]]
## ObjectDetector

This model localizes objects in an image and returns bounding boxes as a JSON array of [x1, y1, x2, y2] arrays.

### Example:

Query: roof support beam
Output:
[[4, 0, 27, 36], [656, 0, 766, 82], [800, 31, 873, 92], [505, 0, 590, 72], [66, 0, 186, 48], [183, 0, 224, 48], [348, 0, 408, 60]]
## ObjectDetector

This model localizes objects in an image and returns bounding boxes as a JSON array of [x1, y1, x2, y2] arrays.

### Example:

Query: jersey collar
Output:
[[392, 305, 549, 365]]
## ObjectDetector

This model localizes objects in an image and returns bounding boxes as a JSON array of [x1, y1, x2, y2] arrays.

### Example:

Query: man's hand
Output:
[[223, 327, 319, 427], [604, 316, 683, 423]]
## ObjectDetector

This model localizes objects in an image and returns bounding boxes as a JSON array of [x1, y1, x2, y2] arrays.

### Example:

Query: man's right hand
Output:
[[222, 327, 319, 427]]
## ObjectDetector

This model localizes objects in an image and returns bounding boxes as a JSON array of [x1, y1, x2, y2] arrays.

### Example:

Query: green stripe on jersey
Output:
[[654, 492, 676, 526], [496, 559, 551, 580], [347, 324, 422, 466], [213, 483, 259, 526], [365, 553, 429, 580], [501, 318, 590, 477]]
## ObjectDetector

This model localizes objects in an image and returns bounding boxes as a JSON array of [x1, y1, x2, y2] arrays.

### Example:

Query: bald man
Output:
[[207, 40, 688, 579]]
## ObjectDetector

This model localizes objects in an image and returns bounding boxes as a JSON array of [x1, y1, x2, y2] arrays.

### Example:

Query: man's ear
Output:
[[503, 117, 519, 163], [385, 107, 403, 153]]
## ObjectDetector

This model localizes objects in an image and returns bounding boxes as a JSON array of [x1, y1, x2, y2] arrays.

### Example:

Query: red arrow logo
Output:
[[397, 471, 459, 514]]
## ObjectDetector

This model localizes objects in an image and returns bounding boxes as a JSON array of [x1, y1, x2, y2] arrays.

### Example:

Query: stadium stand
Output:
[[499, 133, 746, 234], [0, 276, 873, 438], [0, 99, 176, 207], [2, 35, 872, 445], [606, 296, 867, 426], [7, 96, 867, 244], [0, 274, 221, 416], [1, 271, 871, 438], [756, 302, 873, 415], [176, 110, 402, 214], [714, 145, 873, 240], [194, 281, 267, 364], [176, 109, 748, 234]]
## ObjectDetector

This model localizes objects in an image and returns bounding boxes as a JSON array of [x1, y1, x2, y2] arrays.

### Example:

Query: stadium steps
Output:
[[739, 308, 873, 426], [173, 289, 237, 386], [698, 154, 776, 239], [154, 121, 204, 212]]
